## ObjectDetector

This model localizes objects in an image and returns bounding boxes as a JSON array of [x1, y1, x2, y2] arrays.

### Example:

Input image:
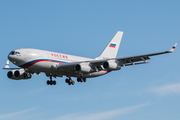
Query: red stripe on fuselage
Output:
[[109, 45, 116, 48]]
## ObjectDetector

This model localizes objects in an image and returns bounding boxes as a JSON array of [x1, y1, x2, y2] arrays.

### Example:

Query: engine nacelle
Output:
[[103, 60, 121, 71], [75, 63, 93, 73], [7, 69, 32, 80]]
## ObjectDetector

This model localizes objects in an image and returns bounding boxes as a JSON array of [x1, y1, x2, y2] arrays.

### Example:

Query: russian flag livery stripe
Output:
[[169, 42, 178, 52], [172, 46, 176, 49], [5, 60, 9, 68], [109, 43, 116, 48], [20, 59, 67, 68]]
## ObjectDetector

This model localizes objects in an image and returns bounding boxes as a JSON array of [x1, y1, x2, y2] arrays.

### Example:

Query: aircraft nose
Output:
[[8, 54, 12, 61], [8, 50, 22, 65], [8, 54, 17, 64]]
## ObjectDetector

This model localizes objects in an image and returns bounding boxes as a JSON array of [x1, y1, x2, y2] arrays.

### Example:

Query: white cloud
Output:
[[149, 83, 180, 96], [53, 103, 148, 120], [0, 107, 36, 120]]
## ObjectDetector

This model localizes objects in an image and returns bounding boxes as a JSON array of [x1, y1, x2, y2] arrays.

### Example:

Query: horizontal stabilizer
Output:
[[5, 60, 9, 68], [3, 60, 20, 70]]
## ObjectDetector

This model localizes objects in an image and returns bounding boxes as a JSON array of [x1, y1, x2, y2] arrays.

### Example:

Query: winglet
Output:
[[5, 60, 10, 68], [169, 42, 178, 52]]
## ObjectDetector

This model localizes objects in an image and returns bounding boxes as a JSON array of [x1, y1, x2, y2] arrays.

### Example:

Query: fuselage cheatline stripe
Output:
[[20, 59, 67, 68]]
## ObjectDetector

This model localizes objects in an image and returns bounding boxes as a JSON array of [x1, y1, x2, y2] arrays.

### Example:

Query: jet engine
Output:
[[7, 69, 32, 80], [75, 63, 93, 73], [103, 60, 121, 71]]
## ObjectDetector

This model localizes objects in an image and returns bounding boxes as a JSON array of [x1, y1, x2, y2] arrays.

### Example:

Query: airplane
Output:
[[3, 31, 178, 85]]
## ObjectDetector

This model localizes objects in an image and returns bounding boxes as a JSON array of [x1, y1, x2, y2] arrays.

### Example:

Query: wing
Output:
[[90, 42, 178, 67], [55, 42, 177, 72]]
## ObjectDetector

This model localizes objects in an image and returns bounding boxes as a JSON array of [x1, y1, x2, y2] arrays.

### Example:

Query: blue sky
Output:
[[0, 0, 180, 120]]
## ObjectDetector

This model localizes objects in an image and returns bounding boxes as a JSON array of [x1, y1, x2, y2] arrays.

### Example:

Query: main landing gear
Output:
[[77, 77, 87, 82], [47, 76, 56, 85], [65, 77, 75, 85], [46, 76, 87, 85]]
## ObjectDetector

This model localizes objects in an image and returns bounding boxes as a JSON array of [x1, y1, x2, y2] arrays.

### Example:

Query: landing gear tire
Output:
[[66, 78, 75, 85], [47, 80, 50, 85], [72, 80, 75, 85], [65, 79, 69, 83], [83, 78, 87, 82], [68, 81, 71, 85], [53, 80, 56, 85], [77, 77, 81, 82], [47, 75, 56, 85], [80, 79, 83, 82], [77, 77, 86, 83], [50, 80, 53, 85]]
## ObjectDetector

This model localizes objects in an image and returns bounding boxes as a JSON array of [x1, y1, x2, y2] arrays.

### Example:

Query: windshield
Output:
[[9, 51, 20, 55]]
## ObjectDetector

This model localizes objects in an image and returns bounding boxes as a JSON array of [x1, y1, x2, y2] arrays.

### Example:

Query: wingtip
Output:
[[169, 42, 178, 52]]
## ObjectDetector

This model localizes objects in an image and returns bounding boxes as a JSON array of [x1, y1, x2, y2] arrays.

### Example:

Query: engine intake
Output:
[[7, 71, 13, 78], [14, 70, 20, 77], [75, 64, 81, 71]]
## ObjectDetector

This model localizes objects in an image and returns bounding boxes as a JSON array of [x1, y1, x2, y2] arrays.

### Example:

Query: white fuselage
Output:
[[8, 48, 109, 78]]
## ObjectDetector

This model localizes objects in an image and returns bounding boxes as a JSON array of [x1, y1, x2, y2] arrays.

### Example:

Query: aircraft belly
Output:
[[26, 61, 109, 78]]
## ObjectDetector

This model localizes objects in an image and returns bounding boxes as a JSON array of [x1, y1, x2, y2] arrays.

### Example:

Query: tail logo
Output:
[[109, 43, 116, 48], [172, 46, 176, 49]]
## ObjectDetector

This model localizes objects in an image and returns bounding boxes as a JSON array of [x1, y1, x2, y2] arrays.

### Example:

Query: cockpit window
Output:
[[9, 51, 15, 55], [9, 51, 20, 55], [16, 52, 20, 54]]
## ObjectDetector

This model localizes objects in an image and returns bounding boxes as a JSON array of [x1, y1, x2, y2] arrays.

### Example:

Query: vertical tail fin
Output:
[[97, 31, 123, 59]]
